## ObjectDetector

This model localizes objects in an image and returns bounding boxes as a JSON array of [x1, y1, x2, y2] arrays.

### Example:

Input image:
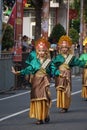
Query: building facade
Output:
[[23, 1, 67, 39]]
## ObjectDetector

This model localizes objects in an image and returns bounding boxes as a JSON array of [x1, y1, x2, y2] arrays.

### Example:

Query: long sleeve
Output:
[[79, 54, 85, 61], [20, 58, 40, 75], [20, 65, 33, 75], [50, 62, 60, 76], [50, 54, 64, 76], [69, 56, 86, 68], [25, 51, 36, 65], [79, 53, 87, 67], [79, 53, 87, 61]]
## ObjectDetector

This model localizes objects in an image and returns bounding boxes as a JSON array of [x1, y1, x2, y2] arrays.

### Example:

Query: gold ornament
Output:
[[83, 37, 87, 46], [58, 35, 72, 47]]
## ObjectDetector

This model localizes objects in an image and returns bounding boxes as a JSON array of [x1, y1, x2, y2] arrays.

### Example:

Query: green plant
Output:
[[70, 19, 80, 33], [49, 23, 66, 43], [69, 27, 79, 44], [2, 23, 14, 51], [69, 0, 80, 33]]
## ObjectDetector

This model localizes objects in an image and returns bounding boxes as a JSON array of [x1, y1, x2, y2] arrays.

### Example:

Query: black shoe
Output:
[[44, 116, 50, 123], [60, 108, 68, 113], [36, 120, 43, 125]]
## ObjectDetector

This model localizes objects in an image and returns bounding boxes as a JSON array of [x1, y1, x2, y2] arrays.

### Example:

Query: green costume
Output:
[[79, 53, 87, 61], [79, 53, 87, 99], [21, 57, 51, 75], [19, 55, 60, 121], [51, 54, 86, 112], [25, 51, 37, 65], [51, 54, 86, 76]]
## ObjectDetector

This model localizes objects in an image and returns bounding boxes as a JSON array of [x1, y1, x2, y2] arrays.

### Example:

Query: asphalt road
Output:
[[0, 76, 87, 130]]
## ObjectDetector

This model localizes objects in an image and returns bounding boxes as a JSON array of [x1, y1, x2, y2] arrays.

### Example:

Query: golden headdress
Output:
[[83, 37, 87, 47], [58, 35, 72, 48], [35, 37, 50, 50]]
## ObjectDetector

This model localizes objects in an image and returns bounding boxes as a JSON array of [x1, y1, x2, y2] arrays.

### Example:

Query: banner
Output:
[[12, 43, 22, 62], [12, 0, 23, 62], [15, 0, 23, 41], [69, 9, 78, 20]]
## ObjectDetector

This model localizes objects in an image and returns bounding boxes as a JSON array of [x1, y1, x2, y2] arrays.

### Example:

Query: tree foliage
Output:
[[70, 0, 87, 33], [31, 0, 43, 8], [2, 23, 14, 51], [49, 23, 66, 43], [71, 19, 80, 33], [69, 0, 80, 33], [69, 28, 79, 44]]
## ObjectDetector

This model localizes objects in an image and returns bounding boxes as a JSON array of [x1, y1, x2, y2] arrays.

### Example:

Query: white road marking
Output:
[[0, 91, 30, 101], [0, 79, 80, 101], [0, 90, 81, 122], [0, 109, 29, 122], [71, 90, 81, 95], [0, 84, 54, 101]]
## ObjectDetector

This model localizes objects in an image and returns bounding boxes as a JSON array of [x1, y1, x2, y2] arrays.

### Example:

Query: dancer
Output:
[[12, 37, 53, 124], [79, 37, 87, 100], [51, 35, 86, 113]]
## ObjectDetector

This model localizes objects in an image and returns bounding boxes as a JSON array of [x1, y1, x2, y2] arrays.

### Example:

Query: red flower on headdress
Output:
[[36, 41, 47, 50], [35, 37, 50, 50]]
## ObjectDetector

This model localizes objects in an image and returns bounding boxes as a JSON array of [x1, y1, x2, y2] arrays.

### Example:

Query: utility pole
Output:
[[66, 0, 69, 36], [0, 0, 3, 54], [79, 0, 83, 54]]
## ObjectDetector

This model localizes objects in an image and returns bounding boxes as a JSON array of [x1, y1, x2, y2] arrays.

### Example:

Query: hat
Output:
[[83, 37, 87, 47], [58, 35, 72, 48], [35, 37, 50, 50]]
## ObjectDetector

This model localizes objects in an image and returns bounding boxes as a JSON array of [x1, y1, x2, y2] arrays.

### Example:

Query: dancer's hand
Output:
[[59, 73, 66, 78], [11, 66, 20, 75], [11, 66, 16, 74]]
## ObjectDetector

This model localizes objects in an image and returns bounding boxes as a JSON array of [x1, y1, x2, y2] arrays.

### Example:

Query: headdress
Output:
[[58, 35, 72, 48], [35, 37, 50, 50], [83, 37, 87, 47]]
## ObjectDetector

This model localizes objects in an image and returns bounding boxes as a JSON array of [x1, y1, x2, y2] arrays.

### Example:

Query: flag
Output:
[[8, 3, 16, 27]]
